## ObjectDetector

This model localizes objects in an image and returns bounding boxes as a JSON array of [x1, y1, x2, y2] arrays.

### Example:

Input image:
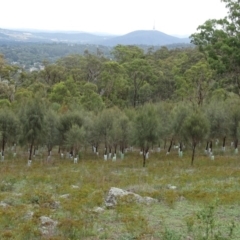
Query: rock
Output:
[[50, 201, 60, 209], [39, 216, 58, 236], [71, 185, 79, 189], [139, 196, 158, 205], [92, 207, 105, 213], [0, 201, 9, 208], [105, 187, 157, 207], [59, 194, 70, 199], [167, 184, 177, 190], [24, 211, 34, 220]]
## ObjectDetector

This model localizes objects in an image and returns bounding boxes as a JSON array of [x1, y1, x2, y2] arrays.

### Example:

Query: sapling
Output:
[[182, 111, 209, 166], [19, 98, 45, 164], [133, 104, 159, 167]]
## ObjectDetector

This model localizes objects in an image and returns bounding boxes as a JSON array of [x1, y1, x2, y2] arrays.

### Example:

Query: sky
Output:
[[0, 0, 228, 37]]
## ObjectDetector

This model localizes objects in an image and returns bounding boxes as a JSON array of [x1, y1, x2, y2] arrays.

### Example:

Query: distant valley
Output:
[[0, 28, 190, 46]]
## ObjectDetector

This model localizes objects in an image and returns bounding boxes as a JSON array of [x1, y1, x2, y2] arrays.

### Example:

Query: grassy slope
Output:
[[0, 148, 239, 239]]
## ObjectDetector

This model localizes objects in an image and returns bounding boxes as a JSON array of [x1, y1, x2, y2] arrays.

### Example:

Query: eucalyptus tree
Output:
[[44, 109, 60, 160], [155, 102, 174, 152], [19, 98, 46, 163], [65, 124, 85, 159], [171, 102, 192, 156], [177, 60, 214, 106], [228, 97, 240, 153], [123, 58, 156, 107], [109, 109, 131, 158], [112, 45, 144, 64], [49, 78, 81, 106], [57, 110, 84, 154], [133, 104, 159, 167], [117, 113, 131, 156], [0, 109, 19, 160], [81, 51, 106, 83], [182, 111, 210, 165], [98, 61, 129, 108], [0, 82, 16, 103], [0, 54, 19, 82], [96, 108, 116, 158], [190, 0, 240, 96], [41, 61, 66, 86], [80, 82, 105, 112], [205, 100, 230, 152], [83, 111, 102, 155]]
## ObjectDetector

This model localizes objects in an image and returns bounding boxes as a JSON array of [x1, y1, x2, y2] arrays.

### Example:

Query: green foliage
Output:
[[190, 0, 240, 96], [0, 108, 19, 155], [182, 111, 210, 144], [49, 82, 71, 104], [133, 104, 159, 166], [18, 98, 46, 160], [185, 202, 236, 240], [162, 228, 182, 240], [65, 124, 85, 156]]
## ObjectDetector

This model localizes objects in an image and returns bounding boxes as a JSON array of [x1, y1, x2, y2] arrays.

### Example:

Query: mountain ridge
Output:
[[0, 28, 190, 46]]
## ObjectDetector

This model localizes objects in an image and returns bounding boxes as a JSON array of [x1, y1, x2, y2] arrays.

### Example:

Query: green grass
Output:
[[0, 148, 240, 239]]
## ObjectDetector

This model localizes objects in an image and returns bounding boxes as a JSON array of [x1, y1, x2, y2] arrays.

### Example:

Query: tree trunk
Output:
[[209, 141, 213, 153], [29, 141, 34, 161], [2, 138, 5, 157], [143, 149, 146, 167], [143, 146, 149, 167], [205, 141, 209, 152], [104, 143, 107, 155], [167, 138, 173, 153], [191, 142, 197, 166], [223, 136, 226, 148], [235, 139, 238, 150], [179, 142, 183, 152]]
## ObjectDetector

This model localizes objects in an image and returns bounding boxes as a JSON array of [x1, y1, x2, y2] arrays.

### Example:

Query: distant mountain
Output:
[[97, 30, 190, 46], [0, 28, 190, 46], [0, 28, 115, 43]]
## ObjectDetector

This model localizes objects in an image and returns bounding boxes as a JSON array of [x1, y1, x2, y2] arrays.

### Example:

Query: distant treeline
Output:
[[0, 42, 193, 69]]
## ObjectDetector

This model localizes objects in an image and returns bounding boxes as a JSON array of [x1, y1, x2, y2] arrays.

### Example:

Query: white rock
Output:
[[24, 211, 34, 220], [39, 216, 58, 236], [105, 187, 157, 207], [71, 185, 79, 189], [167, 184, 177, 190], [93, 207, 105, 213], [0, 201, 9, 208], [59, 194, 70, 199]]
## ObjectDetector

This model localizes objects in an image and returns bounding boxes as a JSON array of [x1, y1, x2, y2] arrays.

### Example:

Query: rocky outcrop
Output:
[[39, 216, 58, 237], [105, 187, 157, 207]]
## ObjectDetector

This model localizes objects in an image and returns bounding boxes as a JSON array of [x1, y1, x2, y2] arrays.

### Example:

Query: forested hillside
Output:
[[0, 0, 240, 166]]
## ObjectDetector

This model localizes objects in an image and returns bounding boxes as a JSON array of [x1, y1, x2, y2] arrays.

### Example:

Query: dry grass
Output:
[[0, 147, 240, 239]]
